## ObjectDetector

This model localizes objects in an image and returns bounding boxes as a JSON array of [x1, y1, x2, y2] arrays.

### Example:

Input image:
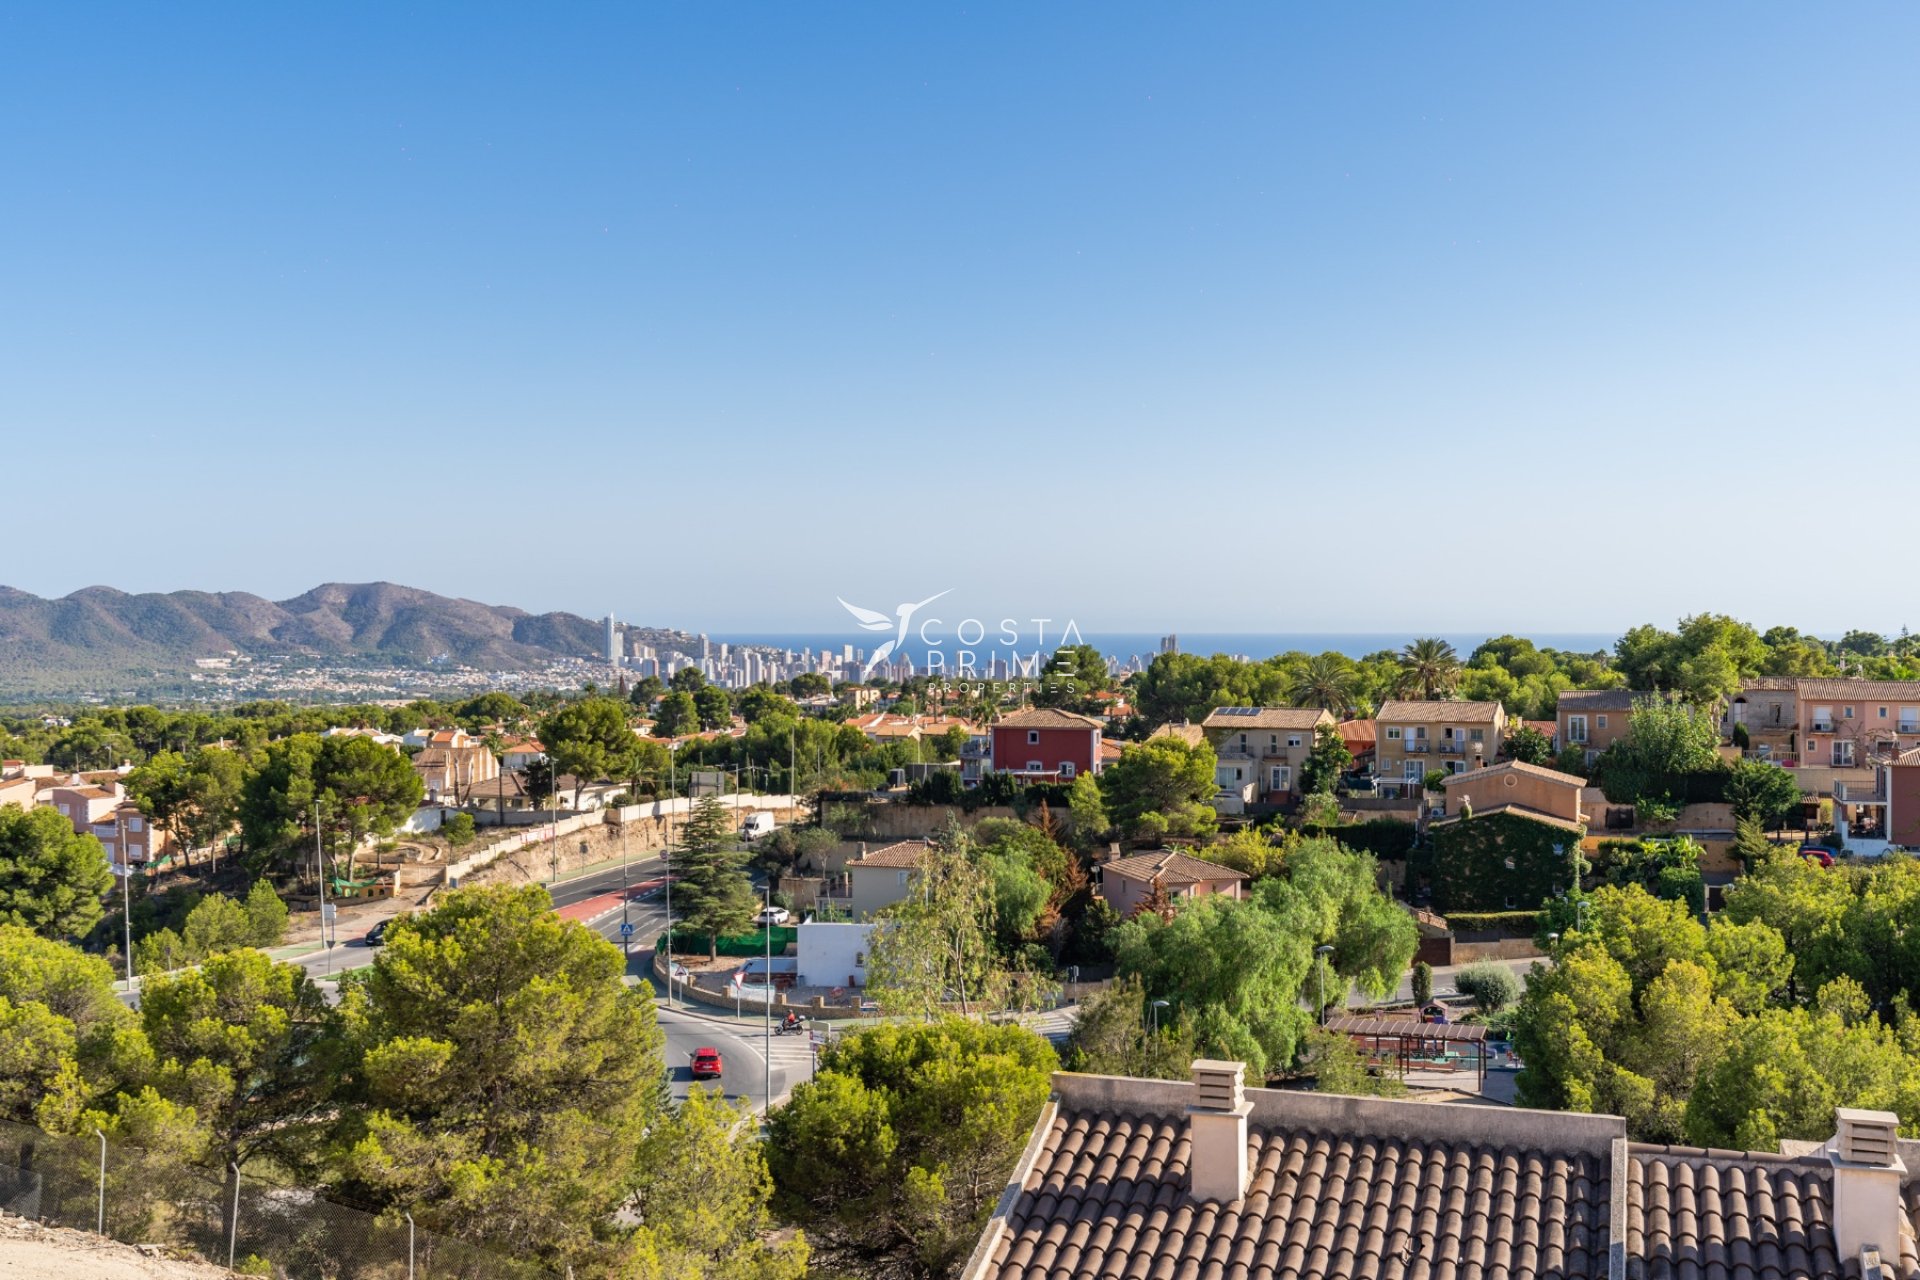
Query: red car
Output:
[[689, 1047, 724, 1080]]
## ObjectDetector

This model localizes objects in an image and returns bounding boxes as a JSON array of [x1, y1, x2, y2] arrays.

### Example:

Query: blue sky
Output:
[[3, 5, 1916, 636]]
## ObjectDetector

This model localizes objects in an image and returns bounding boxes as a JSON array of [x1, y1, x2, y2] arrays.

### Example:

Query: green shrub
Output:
[[1454, 961, 1521, 1013], [1442, 910, 1544, 936], [1411, 960, 1433, 1007], [442, 811, 477, 847]]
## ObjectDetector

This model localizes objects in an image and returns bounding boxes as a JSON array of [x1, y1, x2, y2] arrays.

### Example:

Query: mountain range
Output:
[[0, 582, 617, 688]]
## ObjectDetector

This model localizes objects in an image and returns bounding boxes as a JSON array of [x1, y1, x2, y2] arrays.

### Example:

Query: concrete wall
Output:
[[797, 921, 875, 988]]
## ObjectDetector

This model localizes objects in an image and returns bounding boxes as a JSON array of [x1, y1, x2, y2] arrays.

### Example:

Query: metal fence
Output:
[[0, 1118, 546, 1279]]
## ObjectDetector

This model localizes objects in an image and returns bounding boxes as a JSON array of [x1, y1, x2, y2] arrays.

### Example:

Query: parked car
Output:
[[689, 1047, 724, 1079], [740, 813, 776, 841], [755, 905, 791, 926], [1798, 845, 1837, 868]]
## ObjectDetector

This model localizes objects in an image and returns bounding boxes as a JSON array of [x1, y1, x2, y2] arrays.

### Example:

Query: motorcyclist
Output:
[[781, 1011, 802, 1034]]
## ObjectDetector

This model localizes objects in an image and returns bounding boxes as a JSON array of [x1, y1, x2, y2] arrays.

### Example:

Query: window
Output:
[[897, 870, 911, 886], [1834, 742, 1855, 767], [1269, 734, 1278, 751], [1027, 730, 1040, 745], [1059, 761, 1075, 779], [1272, 766, 1292, 791], [1595, 716, 1607, 731], [1470, 728, 1485, 742], [1287, 735, 1303, 748], [1880, 707, 1890, 719], [1567, 716, 1588, 744], [1239, 733, 1248, 751], [1404, 760, 1423, 781], [1386, 726, 1403, 741], [1026, 760, 1043, 772], [127, 815, 143, 832], [1845, 706, 1855, 719]]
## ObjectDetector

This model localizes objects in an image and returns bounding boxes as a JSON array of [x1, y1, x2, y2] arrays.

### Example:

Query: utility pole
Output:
[[118, 810, 134, 993], [763, 879, 773, 1112], [665, 753, 675, 1007], [619, 818, 631, 971], [315, 802, 332, 977]]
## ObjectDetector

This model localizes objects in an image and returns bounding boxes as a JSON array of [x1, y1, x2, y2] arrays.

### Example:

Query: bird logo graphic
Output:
[[838, 589, 951, 678]]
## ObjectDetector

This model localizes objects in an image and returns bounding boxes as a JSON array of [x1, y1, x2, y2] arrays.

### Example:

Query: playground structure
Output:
[[1323, 1015, 1491, 1089]]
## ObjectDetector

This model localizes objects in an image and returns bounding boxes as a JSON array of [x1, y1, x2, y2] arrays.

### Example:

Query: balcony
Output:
[[1811, 721, 1836, 734], [1402, 741, 1430, 754], [1901, 723, 1920, 736]]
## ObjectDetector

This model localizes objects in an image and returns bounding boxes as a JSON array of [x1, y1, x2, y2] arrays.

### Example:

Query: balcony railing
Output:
[[1811, 721, 1836, 733], [1402, 741, 1430, 754], [1901, 723, 1920, 736]]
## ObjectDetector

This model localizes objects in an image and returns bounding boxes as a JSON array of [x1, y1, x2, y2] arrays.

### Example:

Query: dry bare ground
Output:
[[0, 1213, 234, 1280]]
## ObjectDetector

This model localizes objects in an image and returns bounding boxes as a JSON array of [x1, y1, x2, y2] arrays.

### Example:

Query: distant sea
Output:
[[715, 632, 1620, 666]]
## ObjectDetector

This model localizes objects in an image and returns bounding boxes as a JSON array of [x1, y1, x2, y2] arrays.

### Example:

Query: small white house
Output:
[[796, 920, 876, 990]]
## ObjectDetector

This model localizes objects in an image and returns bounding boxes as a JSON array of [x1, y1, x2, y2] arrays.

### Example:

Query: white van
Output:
[[740, 812, 776, 841]]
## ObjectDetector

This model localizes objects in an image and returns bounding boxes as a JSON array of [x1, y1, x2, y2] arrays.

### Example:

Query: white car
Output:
[[755, 906, 791, 926]]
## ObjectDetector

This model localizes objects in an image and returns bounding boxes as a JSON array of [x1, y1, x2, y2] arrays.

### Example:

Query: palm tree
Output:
[[1290, 654, 1358, 716], [1397, 638, 1462, 700]]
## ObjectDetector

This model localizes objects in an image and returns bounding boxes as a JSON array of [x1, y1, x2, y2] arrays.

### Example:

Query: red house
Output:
[[990, 708, 1104, 782]]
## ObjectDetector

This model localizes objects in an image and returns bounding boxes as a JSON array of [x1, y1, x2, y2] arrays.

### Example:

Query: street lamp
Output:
[[1315, 944, 1335, 1025], [763, 881, 773, 1113], [1149, 999, 1170, 1038]]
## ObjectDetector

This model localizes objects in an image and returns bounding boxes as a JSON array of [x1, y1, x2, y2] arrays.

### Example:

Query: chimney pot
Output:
[[1829, 1107, 1907, 1265], [1187, 1059, 1251, 1205]]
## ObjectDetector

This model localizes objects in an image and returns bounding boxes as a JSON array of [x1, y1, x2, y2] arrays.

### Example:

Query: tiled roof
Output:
[[979, 1079, 1617, 1280], [850, 841, 928, 869], [1557, 688, 1643, 713], [1441, 759, 1585, 790], [1148, 723, 1207, 747], [1200, 707, 1332, 732], [1898, 748, 1920, 767], [970, 1071, 1920, 1280], [1101, 849, 1247, 886], [1627, 1143, 1920, 1279], [996, 708, 1104, 731], [1376, 700, 1504, 724], [1797, 679, 1920, 701], [1739, 678, 1800, 692]]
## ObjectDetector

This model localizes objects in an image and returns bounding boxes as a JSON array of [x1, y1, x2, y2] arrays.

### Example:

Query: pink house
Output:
[[1096, 849, 1248, 918], [1796, 679, 1920, 768]]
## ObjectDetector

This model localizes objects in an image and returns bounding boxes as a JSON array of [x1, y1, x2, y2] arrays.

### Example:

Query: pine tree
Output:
[[673, 796, 758, 958]]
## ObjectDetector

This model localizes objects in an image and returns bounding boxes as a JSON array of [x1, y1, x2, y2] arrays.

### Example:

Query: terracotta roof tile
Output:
[[1557, 689, 1643, 713], [850, 841, 929, 868], [1148, 724, 1207, 747], [1440, 758, 1585, 790], [1101, 850, 1247, 887], [997, 708, 1104, 731], [1797, 679, 1920, 701], [1199, 707, 1333, 732], [1376, 701, 1504, 724]]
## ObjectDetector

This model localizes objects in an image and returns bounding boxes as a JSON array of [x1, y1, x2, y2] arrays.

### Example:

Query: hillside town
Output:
[[8, 620, 1920, 1277]]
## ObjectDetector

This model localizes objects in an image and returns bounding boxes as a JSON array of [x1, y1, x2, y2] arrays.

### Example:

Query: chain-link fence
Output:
[[0, 1118, 547, 1279]]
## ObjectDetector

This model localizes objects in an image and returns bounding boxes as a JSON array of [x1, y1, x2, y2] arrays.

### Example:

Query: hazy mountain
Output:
[[0, 581, 610, 680]]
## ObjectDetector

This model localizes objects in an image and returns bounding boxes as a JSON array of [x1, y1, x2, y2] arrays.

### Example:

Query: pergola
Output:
[[1323, 1015, 1490, 1088]]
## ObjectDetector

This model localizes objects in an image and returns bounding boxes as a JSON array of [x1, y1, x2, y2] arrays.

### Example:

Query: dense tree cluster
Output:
[[0, 886, 804, 1279], [1515, 855, 1920, 1147]]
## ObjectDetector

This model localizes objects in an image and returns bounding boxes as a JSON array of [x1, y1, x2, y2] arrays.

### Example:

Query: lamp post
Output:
[[1315, 944, 1335, 1025], [763, 881, 773, 1113], [116, 810, 135, 993], [619, 819, 631, 971], [1149, 999, 1170, 1038]]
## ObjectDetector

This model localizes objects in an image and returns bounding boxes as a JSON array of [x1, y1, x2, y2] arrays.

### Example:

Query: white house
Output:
[[796, 920, 876, 990]]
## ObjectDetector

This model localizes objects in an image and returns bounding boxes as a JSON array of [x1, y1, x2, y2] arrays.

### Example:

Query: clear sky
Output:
[[3, 5, 1915, 637]]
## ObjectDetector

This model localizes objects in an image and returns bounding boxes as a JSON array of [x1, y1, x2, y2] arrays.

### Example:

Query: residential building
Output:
[[45, 784, 125, 833], [795, 920, 875, 989], [1145, 722, 1205, 748], [842, 841, 929, 919], [1334, 718, 1377, 769], [413, 743, 501, 805], [1096, 849, 1248, 918], [1432, 759, 1588, 827], [1725, 677, 1798, 759], [989, 708, 1103, 782], [1796, 679, 1920, 769], [964, 1060, 1920, 1280], [1835, 746, 1920, 855], [90, 802, 172, 871], [1373, 701, 1506, 790], [0, 775, 34, 811], [1556, 689, 1641, 766], [499, 738, 547, 771], [1198, 707, 1335, 807]]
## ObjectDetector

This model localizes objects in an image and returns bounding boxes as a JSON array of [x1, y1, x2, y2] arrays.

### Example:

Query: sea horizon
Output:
[[710, 631, 1623, 666]]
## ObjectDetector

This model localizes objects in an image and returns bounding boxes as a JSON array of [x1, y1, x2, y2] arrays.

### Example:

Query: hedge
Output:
[[659, 926, 797, 957], [1430, 810, 1584, 913], [1442, 910, 1544, 937], [1302, 819, 1418, 860]]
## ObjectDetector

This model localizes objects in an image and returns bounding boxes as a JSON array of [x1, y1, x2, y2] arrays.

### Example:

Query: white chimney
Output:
[[1828, 1107, 1908, 1265], [1188, 1059, 1251, 1204]]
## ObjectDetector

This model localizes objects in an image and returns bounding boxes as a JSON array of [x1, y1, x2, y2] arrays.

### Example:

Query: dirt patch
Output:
[[0, 1214, 235, 1279]]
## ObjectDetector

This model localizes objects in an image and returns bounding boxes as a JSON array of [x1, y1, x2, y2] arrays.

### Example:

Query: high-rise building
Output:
[[606, 613, 620, 666]]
